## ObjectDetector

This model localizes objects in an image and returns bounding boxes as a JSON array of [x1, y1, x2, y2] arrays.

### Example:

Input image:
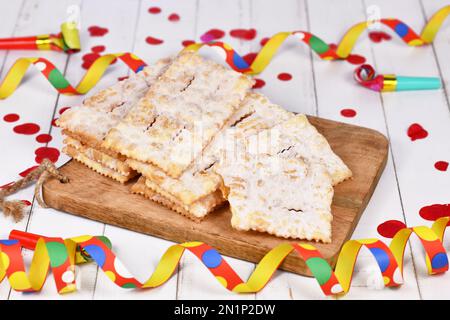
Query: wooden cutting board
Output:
[[42, 116, 388, 276]]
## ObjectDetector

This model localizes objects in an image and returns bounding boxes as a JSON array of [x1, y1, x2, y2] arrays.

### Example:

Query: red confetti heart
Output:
[[35, 147, 60, 164], [182, 40, 195, 47], [277, 73, 292, 81], [434, 161, 449, 171], [200, 29, 225, 42], [260, 37, 269, 46], [146, 36, 164, 45], [243, 52, 258, 65], [21, 200, 31, 206], [377, 220, 407, 238], [118, 76, 129, 81], [82, 52, 100, 61], [148, 6, 161, 14], [82, 61, 94, 70], [36, 134, 52, 143], [346, 54, 366, 65], [407, 123, 428, 141], [168, 13, 180, 22], [3, 113, 19, 122], [19, 166, 39, 177], [51, 118, 58, 127], [340, 108, 357, 118], [230, 28, 257, 40], [59, 106, 71, 115], [13, 123, 40, 135], [91, 45, 105, 53], [88, 26, 109, 37], [419, 204, 450, 221], [82, 52, 101, 69], [252, 78, 265, 89], [369, 31, 392, 43]]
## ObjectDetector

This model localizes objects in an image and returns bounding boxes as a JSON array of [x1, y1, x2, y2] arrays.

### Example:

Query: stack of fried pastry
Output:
[[58, 58, 172, 182], [58, 51, 352, 243]]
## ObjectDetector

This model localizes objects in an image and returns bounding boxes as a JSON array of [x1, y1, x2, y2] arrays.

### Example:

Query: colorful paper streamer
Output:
[[0, 5, 448, 99], [183, 5, 450, 83], [1, 216, 449, 296], [0, 53, 146, 99]]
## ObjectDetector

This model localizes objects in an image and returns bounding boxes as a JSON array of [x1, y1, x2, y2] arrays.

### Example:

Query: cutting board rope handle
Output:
[[1, 216, 448, 295], [0, 159, 68, 222], [0, 5, 448, 98]]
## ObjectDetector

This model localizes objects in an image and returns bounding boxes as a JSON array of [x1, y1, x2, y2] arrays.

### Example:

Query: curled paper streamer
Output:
[[0, 231, 112, 293], [0, 6, 449, 98], [354, 64, 384, 91], [184, 5, 450, 88], [0, 53, 146, 99], [337, 7, 450, 58], [0, 22, 80, 53], [354, 64, 442, 92], [1, 216, 449, 296]]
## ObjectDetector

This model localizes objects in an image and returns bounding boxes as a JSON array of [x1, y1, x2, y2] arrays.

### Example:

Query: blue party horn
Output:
[[384, 75, 442, 91], [355, 64, 442, 92]]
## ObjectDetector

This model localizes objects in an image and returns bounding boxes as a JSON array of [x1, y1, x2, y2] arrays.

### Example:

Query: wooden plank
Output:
[[0, 0, 64, 199], [52, 0, 178, 300], [306, 0, 421, 299], [42, 116, 388, 281], [176, 0, 257, 300], [0, 0, 26, 300], [46, 0, 147, 300], [249, 0, 317, 116], [420, 0, 450, 110], [92, 0, 200, 300], [0, 0, 103, 300], [250, 0, 321, 300], [28, 0, 118, 300], [367, 0, 450, 300]]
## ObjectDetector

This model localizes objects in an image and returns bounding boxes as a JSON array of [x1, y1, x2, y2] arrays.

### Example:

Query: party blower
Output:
[[0, 22, 80, 53], [354, 64, 442, 92]]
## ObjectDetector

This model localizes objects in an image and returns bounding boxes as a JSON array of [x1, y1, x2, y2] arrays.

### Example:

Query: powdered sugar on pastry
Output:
[[215, 151, 333, 242], [57, 58, 171, 146], [103, 51, 254, 178], [249, 114, 352, 185], [58, 59, 171, 181], [127, 93, 293, 206], [229, 93, 293, 139]]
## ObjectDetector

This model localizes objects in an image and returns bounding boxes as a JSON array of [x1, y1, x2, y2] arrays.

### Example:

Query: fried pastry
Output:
[[215, 150, 334, 242], [131, 177, 224, 220], [128, 93, 293, 216], [102, 51, 254, 178], [57, 58, 172, 182]]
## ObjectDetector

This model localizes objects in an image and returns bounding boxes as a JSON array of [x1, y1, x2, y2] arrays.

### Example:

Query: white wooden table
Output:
[[0, 0, 449, 300]]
